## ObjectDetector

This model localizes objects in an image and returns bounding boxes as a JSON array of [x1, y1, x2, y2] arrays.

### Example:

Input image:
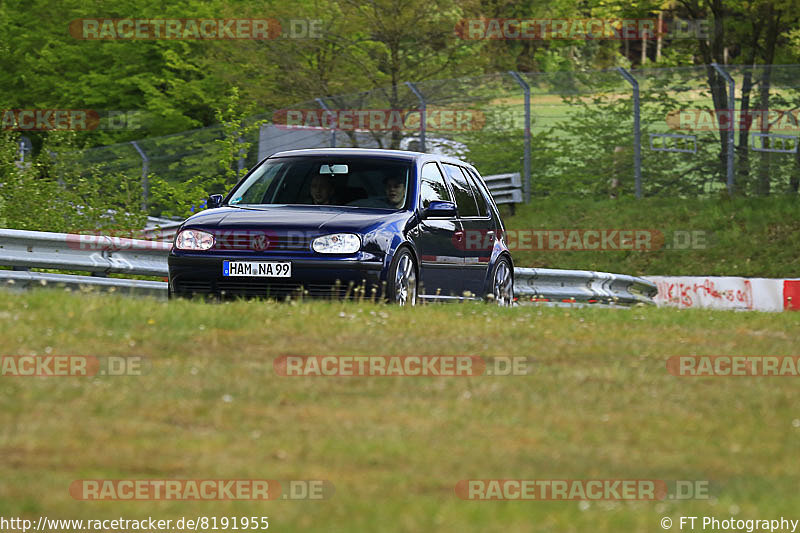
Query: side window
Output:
[[419, 162, 451, 208], [442, 163, 479, 218], [231, 161, 285, 205], [463, 168, 489, 217]]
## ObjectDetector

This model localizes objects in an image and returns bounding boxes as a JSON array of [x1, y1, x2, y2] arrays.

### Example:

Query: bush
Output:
[[0, 131, 147, 232]]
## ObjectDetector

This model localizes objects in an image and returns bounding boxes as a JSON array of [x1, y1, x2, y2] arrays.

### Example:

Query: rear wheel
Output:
[[489, 257, 513, 306], [387, 248, 417, 306]]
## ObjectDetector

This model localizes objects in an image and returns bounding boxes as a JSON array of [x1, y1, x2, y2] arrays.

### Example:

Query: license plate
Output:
[[223, 261, 291, 277]]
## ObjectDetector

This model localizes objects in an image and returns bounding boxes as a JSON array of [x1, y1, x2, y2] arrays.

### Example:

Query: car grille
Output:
[[173, 280, 385, 301], [210, 233, 314, 252]]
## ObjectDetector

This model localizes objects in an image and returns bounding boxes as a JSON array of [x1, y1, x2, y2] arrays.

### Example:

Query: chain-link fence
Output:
[[68, 64, 800, 214]]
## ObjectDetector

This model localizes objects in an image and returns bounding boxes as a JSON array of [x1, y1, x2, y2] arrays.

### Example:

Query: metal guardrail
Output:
[[141, 223, 181, 242], [143, 216, 183, 241], [0, 270, 167, 297], [483, 172, 523, 205], [514, 267, 657, 307], [0, 229, 658, 306], [0, 228, 170, 277]]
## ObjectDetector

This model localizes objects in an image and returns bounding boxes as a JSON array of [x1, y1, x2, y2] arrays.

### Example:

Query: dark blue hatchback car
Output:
[[168, 148, 513, 305]]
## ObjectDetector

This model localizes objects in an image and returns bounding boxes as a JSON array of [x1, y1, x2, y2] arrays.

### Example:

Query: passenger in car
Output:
[[346, 174, 406, 209]]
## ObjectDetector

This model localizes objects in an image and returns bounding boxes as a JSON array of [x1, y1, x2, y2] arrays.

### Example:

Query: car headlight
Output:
[[175, 229, 215, 251], [312, 233, 361, 254]]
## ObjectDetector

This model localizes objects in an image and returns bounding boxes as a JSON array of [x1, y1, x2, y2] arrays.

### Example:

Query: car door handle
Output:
[[485, 231, 495, 241], [454, 230, 464, 241]]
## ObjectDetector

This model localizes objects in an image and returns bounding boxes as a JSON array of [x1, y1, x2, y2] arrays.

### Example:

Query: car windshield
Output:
[[228, 156, 412, 210]]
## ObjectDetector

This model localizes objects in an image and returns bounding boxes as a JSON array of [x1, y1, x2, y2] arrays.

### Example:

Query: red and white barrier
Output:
[[645, 276, 800, 312]]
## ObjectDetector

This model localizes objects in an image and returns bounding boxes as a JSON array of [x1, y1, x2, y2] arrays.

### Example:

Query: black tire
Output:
[[488, 257, 513, 306], [386, 248, 417, 306]]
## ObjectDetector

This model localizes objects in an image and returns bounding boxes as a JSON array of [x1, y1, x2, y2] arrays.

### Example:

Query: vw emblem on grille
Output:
[[251, 233, 270, 251]]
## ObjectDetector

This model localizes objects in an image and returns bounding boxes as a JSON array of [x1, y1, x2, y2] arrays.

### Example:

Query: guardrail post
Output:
[[616, 67, 642, 199], [508, 71, 531, 203], [315, 97, 336, 148], [404, 82, 426, 153], [711, 63, 735, 196], [130, 141, 150, 211]]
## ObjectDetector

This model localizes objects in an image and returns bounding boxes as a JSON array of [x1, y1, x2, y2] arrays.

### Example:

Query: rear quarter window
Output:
[[442, 163, 479, 218]]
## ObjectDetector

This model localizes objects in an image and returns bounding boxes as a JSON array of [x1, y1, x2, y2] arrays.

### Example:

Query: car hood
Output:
[[181, 205, 408, 233]]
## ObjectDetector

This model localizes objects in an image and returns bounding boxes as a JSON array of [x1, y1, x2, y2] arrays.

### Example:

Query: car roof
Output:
[[269, 148, 473, 168]]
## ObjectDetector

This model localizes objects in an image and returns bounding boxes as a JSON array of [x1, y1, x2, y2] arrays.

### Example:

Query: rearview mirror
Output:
[[422, 200, 457, 218], [207, 194, 224, 209], [319, 164, 349, 174]]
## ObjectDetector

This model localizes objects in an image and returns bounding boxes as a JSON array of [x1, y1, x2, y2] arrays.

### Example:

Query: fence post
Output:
[[616, 67, 642, 199], [315, 98, 336, 148], [47, 150, 65, 187], [508, 71, 531, 202], [404, 82, 426, 153], [236, 136, 245, 179], [711, 62, 735, 195], [17, 136, 32, 164], [130, 141, 149, 211]]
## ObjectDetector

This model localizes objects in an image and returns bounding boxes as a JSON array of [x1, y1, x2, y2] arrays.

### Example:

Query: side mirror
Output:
[[422, 200, 457, 218], [207, 194, 224, 209]]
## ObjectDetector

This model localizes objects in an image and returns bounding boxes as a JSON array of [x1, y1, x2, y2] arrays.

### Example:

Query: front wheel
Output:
[[489, 257, 513, 306], [387, 248, 417, 306]]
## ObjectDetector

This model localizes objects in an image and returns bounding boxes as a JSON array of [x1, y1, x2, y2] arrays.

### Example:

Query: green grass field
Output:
[[1, 291, 799, 532], [503, 195, 800, 277]]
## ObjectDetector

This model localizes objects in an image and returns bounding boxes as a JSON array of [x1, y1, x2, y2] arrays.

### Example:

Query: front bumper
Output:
[[168, 253, 385, 300]]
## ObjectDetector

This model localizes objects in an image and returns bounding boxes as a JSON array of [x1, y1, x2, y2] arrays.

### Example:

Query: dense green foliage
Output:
[[2, 0, 798, 147], [0, 131, 146, 231]]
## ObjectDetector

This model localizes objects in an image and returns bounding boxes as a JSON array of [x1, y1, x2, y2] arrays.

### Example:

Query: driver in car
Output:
[[383, 175, 406, 209], [310, 175, 336, 205]]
